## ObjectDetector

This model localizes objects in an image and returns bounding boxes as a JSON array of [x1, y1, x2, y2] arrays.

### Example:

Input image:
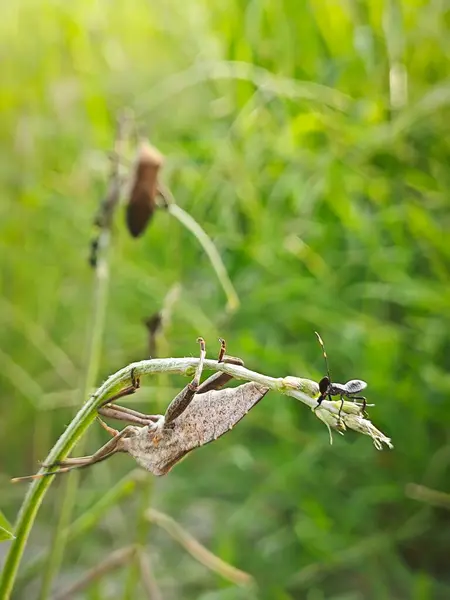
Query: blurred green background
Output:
[[1, 0, 450, 598]]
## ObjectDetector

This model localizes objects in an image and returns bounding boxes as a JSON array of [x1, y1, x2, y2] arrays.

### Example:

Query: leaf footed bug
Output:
[[12, 338, 269, 482], [314, 332, 368, 419]]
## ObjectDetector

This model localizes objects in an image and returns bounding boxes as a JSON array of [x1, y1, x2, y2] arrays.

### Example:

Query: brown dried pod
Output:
[[126, 142, 164, 237]]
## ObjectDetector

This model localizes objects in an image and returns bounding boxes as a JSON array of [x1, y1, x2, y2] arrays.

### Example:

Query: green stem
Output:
[[37, 240, 112, 600], [16, 471, 146, 590], [167, 203, 240, 312], [34, 108, 129, 598], [0, 390, 104, 598], [145, 508, 253, 586]]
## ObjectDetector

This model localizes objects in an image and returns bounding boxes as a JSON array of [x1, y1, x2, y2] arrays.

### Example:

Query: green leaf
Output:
[[0, 510, 15, 542]]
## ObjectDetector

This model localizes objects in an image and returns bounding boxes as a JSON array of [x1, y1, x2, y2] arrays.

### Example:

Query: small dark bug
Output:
[[314, 332, 367, 418]]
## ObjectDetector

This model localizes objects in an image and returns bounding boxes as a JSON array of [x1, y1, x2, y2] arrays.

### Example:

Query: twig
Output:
[[16, 470, 147, 589], [405, 483, 450, 510], [146, 508, 253, 586], [123, 288, 178, 599], [138, 549, 163, 600], [144, 283, 181, 358], [158, 187, 239, 312], [52, 545, 137, 600]]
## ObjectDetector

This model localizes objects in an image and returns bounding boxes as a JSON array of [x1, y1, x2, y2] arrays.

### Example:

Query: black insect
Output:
[[315, 332, 367, 417]]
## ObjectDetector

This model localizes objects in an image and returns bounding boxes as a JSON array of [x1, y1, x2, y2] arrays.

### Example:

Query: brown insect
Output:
[[13, 339, 268, 481]]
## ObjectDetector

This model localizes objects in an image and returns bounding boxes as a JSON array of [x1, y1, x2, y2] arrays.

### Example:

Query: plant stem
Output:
[[0, 359, 284, 599], [0, 388, 101, 598], [53, 545, 138, 600], [89, 357, 320, 409], [0, 115, 128, 600], [166, 203, 240, 312], [16, 471, 147, 590], [37, 242, 111, 600], [138, 549, 163, 600], [36, 111, 130, 598], [145, 508, 253, 586]]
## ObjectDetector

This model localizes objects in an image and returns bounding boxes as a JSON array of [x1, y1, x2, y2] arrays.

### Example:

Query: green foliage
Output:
[[1, 0, 449, 598], [0, 511, 14, 542]]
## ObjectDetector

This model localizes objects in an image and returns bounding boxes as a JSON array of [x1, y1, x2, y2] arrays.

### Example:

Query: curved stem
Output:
[[37, 242, 111, 600], [0, 396, 100, 598], [167, 203, 240, 312]]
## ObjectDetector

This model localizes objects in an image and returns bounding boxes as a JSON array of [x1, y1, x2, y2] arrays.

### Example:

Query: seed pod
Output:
[[126, 142, 164, 237]]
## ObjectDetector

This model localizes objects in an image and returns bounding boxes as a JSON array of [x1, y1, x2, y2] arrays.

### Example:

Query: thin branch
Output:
[[138, 549, 163, 600], [122, 478, 153, 599], [52, 545, 137, 600], [16, 470, 147, 589], [146, 508, 253, 586], [164, 198, 239, 312], [405, 483, 450, 510]]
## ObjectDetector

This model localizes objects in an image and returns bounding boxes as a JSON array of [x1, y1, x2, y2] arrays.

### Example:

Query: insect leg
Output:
[[98, 404, 161, 427], [217, 337, 227, 362], [97, 416, 120, 437], [164, 337, 206, 424], [11, 426, 136, 482], [338, 395, 345, 419], [98, 368, 141, 409], [196, 338, 245, 394], [350, 395, 367, 414]]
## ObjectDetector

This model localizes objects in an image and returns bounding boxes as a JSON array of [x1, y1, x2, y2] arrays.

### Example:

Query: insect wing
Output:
[[129, 382, 269, 476], [345, 379, 367, 394], [177, 382, 269, 449]]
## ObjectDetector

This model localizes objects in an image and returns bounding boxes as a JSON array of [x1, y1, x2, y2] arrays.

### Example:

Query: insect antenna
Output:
[[315, 331, 332, 383]]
